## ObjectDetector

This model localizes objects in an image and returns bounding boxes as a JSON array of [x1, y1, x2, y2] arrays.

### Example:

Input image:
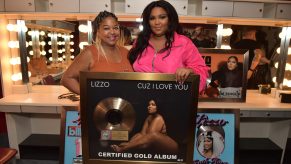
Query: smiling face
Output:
[[149, 7, 169, 37], [147, 100, 157, 114], [203, 137, 213, 151], [97, 17, 120, 46], [227, 57, 238, 71]]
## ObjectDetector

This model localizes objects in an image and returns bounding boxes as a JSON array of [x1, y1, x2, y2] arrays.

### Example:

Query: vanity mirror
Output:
[[24, 20, 80, 85], [10, 19, 286, 89]]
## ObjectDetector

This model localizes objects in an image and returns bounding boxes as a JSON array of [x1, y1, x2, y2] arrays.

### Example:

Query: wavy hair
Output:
[[128, 0, 182, 64]]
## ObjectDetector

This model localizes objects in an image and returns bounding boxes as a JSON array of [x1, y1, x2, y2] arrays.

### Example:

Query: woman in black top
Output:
[[205, 56, 243, 97], [211, 56, 242, 88]]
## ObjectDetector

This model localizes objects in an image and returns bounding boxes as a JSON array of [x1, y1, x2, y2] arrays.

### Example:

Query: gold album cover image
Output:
[[91, 96, 188, 160], [109, 98, 179, 155]]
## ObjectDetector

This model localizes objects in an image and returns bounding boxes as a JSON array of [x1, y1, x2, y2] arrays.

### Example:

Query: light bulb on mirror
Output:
[[283, 79, 291, 87], [40, 41, 46, 46], [6, 24, 16, 31], [285, 63, 291, 71], [222, 28, 233, 36], [40, 31, 45, 36], [78, 24, 88, 33], [41, 51, 46, 55], [11, 73, 22, 81], [8, 41, 19, 48], [272, 77, 276, 83]]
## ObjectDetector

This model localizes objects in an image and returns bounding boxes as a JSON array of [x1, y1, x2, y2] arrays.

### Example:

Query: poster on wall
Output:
[[80, 72, 199, 164], [193, 109, 239, 164], [198, 49, 249, 102], [60, 107, 83, 164]]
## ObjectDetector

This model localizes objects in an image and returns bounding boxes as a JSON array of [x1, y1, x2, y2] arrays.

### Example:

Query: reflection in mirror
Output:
[[182, 24, 217, 48], [119, 21, 142, 50], [25, 20, 79, 85], [229, 25, 282, 89], [279, 27, 291, 89], [17, 19, 286, 89]]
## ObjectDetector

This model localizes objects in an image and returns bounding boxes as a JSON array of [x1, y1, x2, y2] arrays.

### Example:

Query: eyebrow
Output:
[[102, 24, 118, 27], [150, 14, 167, 17]]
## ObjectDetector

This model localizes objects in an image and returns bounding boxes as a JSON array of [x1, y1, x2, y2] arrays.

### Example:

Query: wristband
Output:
[[249, 68, 255, 72], [209, 81, 218, 88]]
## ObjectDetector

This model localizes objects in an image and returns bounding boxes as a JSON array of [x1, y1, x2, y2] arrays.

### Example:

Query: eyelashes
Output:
[[149, 15, 168, 20]]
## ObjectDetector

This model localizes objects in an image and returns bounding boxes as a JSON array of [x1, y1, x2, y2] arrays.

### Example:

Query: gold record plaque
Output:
[[80, 72, 199, 164], [94, 97, 136, 141]]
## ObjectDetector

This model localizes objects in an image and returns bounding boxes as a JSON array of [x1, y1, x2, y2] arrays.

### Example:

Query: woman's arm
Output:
[[247, 49, 262, 79], [147, 115, 165, 133], [60, 48, 92, 94], [140, 117, 149, 135], [181, 40, 209, 93]]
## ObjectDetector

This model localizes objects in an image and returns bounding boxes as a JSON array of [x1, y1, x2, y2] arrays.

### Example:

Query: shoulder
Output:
[[173, 33, 192, 46], [118, 46, 129, 53], [153, 114, 165, 122], [74, 45, 95, 63], [80, 45, 95, 56]]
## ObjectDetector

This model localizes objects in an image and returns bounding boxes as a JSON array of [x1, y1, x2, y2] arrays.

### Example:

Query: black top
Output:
[[232, 39, 260, 69], [193, 38, 214, 48], [211, 63, 243, 88]]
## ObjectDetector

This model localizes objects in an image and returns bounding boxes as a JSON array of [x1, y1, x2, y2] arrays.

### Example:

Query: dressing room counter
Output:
[[0, 86, 290, 113], [0, 85, 290, 158], [0, 85, 78, 113]]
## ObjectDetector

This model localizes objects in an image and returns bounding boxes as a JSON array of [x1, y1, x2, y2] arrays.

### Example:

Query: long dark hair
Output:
[[204, 131, 213, 150], [219, 56, 239, 72], [128, 0, 182, 64]]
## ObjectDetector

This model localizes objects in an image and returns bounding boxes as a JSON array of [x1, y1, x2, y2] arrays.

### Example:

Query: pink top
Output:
[[133, 32, 209, 92]]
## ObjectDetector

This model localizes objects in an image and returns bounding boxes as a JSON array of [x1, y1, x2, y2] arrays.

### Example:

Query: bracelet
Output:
[[209, 81, 219, 88], [249, 68, 255, 72]]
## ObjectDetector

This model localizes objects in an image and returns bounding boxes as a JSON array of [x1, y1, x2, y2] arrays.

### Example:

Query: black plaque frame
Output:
[[80, 72, 199, 164]]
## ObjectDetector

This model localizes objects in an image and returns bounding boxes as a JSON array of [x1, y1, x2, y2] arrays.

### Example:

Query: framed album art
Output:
[[80, 72, 200, 164], [198, 49, 249, 102], [193, 109, 240, 164], [60, 106, 83, 164]]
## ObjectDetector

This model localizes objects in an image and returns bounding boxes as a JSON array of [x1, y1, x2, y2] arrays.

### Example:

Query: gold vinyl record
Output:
[[94, 97, 136, 132]]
